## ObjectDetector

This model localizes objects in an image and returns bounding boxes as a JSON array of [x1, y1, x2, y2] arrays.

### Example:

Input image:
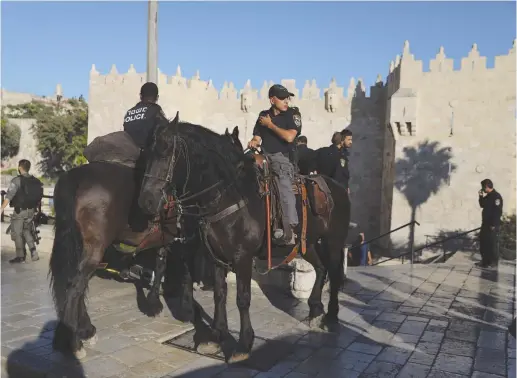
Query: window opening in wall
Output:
[[395, 122, 402, 135], [406, 122, 412, 136]]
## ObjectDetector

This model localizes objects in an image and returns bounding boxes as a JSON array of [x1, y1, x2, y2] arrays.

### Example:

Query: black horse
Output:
[[139, 117, 351, 363], [48, 116, 182, 360]]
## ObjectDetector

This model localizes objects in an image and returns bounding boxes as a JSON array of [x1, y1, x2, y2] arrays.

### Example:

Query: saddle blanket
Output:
[[83, 131, 140, 169]]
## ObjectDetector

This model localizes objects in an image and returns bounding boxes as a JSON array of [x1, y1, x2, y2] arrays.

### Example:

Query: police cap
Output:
[[140, 82, 159, 98], [269, 84, 294, 100]]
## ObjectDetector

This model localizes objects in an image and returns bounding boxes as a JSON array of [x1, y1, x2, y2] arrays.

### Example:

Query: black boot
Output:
[[9, 256, 26, 264]]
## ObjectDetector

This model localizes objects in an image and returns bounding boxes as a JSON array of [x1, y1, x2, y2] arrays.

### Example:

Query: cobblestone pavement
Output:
[[1, 247, 516, 378]]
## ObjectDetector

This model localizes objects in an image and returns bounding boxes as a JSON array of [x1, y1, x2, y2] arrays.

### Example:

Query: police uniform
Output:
[[123, 99, 168, 231], [123, 101, 168, 150], [296, 143, 317, 175], [478, 189, 503, 267], [316, 144, 350, 190], [5, 174, 38, 262], [253, 103, 301, 242]]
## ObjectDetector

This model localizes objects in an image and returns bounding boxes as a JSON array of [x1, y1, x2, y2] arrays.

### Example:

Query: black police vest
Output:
[[123, 102, 161, 149], [10, 175, 43, 209]]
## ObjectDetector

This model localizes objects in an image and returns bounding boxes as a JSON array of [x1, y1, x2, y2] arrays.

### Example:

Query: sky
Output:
[[1, 1, 516, 100]]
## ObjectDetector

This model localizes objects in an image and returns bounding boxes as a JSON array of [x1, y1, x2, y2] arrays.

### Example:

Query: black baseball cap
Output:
[[268, 84, 294, 100], [140, 82, 159, 98]]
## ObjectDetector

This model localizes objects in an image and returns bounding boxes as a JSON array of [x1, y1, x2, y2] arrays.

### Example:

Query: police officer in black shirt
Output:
[[296, 136, 317, 175], [477, 179, 503, 268], [123, 82, 168, 150], [316, 131, 351, 192], [123, 82, 168, 230], [339, 129, 353, 193], [247, 84, 301, 245]]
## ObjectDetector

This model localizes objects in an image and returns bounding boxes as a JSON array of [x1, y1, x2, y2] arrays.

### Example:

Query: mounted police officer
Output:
[[478, 178, 503, 268], [123, 82, 168, 230], [0, 159, 43, 263], [247, 84, 301, 245], [123, 82, 168, 151]]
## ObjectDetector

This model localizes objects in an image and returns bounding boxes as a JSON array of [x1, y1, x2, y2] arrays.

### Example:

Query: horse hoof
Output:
[[146, 296, 164, 317], [320, 321, 339, 333], [83, 334, 98, 346], [74, 348, 87, 360], [308, 314, 326, 329], [197, 342, 221, 355], [228, 352, 250, 364]]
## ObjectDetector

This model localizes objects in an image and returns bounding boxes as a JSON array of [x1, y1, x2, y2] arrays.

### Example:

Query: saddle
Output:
[[251, 153, 334, 263]]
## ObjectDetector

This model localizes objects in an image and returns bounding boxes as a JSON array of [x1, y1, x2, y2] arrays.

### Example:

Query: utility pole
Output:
[[147, 0, 158, 84]]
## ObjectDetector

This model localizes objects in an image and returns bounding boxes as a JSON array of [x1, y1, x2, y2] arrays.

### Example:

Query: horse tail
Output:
[[49, 171, 83, 314]]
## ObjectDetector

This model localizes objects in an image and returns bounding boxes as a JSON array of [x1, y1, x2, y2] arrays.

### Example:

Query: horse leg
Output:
[[197, 264, 229, 355], [77, 293, 97, 346], [179, 255, 195, 323], [53, 257, 98, 359], [322, 238, 344, 332], [229, 256, 254, 364], [302, 243, 327, 329], [145, 245, 168, 317]]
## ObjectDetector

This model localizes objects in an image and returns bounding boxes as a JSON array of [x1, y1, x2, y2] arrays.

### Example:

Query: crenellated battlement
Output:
[[386, 39, 516, 95], [89, 63, 382, 102]]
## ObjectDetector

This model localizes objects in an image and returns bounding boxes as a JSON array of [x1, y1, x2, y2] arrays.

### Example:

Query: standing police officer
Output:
[[339, 129, 353, 194], [247, 84, 301, 245], [123, 82, 168, 231], [316, 131, 352, 192], [0, 159, 42, 263], [478, 179, 503, 268], [296, 136, 317, 175]]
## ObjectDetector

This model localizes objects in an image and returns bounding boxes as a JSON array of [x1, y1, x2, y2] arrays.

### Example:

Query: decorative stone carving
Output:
[[240, 79, 253, 113]]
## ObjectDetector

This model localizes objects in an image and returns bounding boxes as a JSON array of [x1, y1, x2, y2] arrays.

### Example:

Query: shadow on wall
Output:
[[394, 140, 457, 255], [423, 228, 479, 258], [344, 82, 385, 242]]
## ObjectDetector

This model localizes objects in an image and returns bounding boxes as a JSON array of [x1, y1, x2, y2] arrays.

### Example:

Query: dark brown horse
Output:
[[48, 123, 182, 359], [139, 119, 351, 363]]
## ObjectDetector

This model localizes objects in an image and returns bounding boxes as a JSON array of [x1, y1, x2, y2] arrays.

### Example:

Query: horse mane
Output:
[[161, 120, 256, 193]]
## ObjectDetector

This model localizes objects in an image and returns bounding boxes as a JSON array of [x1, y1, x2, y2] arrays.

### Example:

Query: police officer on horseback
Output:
[[123, 82, 168, 151], [123, 82, 169, 230], [0, 159, 43, 263], [247, 84, 301, 245]]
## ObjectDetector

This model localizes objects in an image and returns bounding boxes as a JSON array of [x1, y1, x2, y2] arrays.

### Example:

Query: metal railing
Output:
[[346, 220, 420, 266], [372, 226, 482, 266]]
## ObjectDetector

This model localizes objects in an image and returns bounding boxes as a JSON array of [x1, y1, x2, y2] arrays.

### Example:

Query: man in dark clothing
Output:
[[340, 129, 353, 193], [123, 82, 168, 150], [0, 159, 42, 263], [247, 84, 301, 245], [296, 135, 317, 175], [316, 132, 351, 192], [123, 82, 168, 231], [477, 178, 503, 268]]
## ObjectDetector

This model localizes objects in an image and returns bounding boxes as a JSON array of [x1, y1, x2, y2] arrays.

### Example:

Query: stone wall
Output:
[[384, 41, 516, 251]]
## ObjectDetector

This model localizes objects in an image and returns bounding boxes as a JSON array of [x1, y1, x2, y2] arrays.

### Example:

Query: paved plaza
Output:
[[1, 245, 516, 378]]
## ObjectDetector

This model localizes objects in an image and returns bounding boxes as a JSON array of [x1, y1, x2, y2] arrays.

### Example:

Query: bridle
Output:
[[142, 130, 249, 270]]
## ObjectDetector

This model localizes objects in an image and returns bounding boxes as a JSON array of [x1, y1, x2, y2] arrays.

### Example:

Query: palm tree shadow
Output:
[[394, 140, 457, 255]]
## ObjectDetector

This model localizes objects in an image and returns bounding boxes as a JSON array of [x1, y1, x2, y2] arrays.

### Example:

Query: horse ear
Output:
[[170, 111, 179, 126], [232, 126, 239, 139], [225, 128, 230, 136]]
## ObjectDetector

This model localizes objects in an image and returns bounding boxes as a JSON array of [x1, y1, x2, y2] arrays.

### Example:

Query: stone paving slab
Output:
[[1, 247, 515, 378]]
